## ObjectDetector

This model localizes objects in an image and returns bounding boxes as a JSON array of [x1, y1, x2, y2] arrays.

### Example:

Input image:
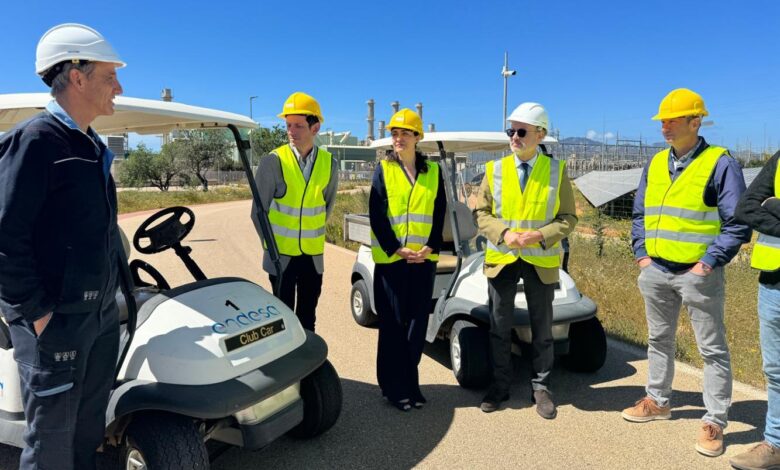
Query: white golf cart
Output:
[[0, 93, 342, 468], [346, 132, 606, 388]]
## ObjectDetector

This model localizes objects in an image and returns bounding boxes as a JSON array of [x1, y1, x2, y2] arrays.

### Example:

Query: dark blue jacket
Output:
[[0, 103, 122, 324], [631, 137, 752, 271]]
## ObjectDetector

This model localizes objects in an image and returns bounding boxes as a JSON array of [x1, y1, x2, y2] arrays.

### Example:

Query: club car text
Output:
[[224, 319, 285, 352]]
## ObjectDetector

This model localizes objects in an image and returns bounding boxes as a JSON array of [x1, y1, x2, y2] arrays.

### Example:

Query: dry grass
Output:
[[325, 189, 369, 251], [118, 185, 252, 214], [568, 233, 763, 388]]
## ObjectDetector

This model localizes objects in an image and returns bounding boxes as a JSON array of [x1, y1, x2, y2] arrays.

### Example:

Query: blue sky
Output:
[[3, 0, 779, 151]]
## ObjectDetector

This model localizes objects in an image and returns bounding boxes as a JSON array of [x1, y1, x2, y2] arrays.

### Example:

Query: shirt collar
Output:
[[46, 99, 102, 144], [670, 137, 703, 164], [514, 151, 539, 169], [290, 143, 317, 163]]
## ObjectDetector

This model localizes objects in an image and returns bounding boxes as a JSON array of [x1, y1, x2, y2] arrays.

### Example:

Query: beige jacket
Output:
[[473, 156, 578, 284]]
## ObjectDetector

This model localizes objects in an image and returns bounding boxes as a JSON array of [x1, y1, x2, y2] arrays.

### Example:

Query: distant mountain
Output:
[[560, 137, 603, 145]]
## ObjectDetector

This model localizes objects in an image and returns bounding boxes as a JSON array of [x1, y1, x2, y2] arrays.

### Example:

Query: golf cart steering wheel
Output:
[[129, 259, 171, 291], [133, 206, 195, 254]]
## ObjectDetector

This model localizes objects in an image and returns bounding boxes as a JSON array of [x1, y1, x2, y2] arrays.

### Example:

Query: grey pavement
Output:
[[0, 200, 766, 469]]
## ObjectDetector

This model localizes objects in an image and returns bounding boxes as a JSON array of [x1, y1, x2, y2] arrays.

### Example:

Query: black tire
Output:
[[562, 316, 608, 373], [289, 360, 342, 438], [450, 320, 491, 389], [123, 413, 209, 470], [350, 279, 377, 327]]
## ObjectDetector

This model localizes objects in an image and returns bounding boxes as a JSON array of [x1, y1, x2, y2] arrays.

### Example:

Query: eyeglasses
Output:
[[505, 128, 529, 139]]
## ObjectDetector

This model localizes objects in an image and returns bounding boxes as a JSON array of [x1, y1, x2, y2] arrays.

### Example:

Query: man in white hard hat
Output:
[[0, 23, 125, 469], [474, 103, 577, 417]]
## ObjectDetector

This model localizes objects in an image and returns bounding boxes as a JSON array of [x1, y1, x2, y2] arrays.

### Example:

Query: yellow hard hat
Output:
[[387, 108, 424, 138], [278, 92, 324, 124], [652, 88, 709, 120]]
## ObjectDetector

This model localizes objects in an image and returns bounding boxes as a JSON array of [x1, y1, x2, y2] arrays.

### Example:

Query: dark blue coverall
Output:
[[0, 101, 122, 470], [369, 158, 446, 406]]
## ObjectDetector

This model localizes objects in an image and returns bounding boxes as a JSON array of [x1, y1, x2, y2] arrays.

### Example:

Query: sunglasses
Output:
[[505, 128, 529, 138]]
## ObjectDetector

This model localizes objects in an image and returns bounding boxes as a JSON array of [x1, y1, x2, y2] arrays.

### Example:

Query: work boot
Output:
[[532, 389, 557, 419], [621, 397, 671, 423], [695, 422, 724, 457], [480, 388, 509, 413], [730, 441, 780, 469]]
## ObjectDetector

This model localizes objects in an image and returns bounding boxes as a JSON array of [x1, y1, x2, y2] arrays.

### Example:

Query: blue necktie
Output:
[[520, 162, 530, 192]]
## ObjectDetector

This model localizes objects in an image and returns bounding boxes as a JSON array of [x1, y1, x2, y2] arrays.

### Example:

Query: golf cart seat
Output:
[[437, 201, 478, 274]]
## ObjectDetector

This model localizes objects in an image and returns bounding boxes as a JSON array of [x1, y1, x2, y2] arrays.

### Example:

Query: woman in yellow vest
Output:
[[369, 109, 446, 411]]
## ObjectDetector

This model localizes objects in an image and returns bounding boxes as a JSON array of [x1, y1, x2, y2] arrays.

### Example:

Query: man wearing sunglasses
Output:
[[474, 102, 577, 418]]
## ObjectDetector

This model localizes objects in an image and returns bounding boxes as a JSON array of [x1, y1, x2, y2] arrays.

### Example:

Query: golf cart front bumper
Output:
[[110, 330, 327, 423], [469, 294, 598, 326]]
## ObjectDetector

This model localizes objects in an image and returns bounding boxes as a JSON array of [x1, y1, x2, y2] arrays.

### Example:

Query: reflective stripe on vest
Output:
[[371, 160, 440, 264], [751, 164, 780, 271], [484, 154, 564, 268], [644, 146, 725, 263], [268, 144, 331, 256]]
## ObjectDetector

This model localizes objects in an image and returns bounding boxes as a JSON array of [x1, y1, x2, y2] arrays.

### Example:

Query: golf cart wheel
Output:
[[450, 320, 491, 389], [350, 279, 377, 327], [123, 413, 209, 470], [562, 317, 607, 373], [289, 360, 342, 439]]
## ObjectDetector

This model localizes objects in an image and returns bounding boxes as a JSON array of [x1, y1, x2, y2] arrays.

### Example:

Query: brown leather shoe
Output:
[[621, 397, 671, 423], [532, 390, 557, 419], [729, 441, 780, 469], [695, 422, 724, 457]]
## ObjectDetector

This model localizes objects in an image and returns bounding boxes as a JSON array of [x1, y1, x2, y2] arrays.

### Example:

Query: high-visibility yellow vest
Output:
[[644, 146, 726, 263], [751, 164, 780, 271], [484, 154, 564, 268], [371, 159, 440, 264], [268, 144, 331, 256]]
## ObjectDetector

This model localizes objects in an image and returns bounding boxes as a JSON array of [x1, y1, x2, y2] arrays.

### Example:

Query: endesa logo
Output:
[[212, 304, 282, 334]]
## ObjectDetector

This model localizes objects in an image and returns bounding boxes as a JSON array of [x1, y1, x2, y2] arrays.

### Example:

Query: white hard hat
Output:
[[507, 102, 549, 130], [36, 23, 125, 85]]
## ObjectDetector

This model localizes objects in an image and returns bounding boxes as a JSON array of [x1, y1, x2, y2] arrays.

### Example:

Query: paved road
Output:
[[0, 200, 767, 469]]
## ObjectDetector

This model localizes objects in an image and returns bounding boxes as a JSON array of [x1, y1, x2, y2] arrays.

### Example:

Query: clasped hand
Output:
[[503, 230, 543, 249], [395, 246, 433, 263]]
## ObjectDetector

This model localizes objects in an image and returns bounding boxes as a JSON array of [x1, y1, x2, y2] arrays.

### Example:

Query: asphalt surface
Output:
[[0, 199, 767, 469]]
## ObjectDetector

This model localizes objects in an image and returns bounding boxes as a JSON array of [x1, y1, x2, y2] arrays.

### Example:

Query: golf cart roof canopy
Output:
[[0, 93, 257, 134], [369, 131, 558, 153]]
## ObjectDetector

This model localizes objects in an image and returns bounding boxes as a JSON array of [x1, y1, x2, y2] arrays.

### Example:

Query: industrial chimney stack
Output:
[[366, 99, 375, 142]]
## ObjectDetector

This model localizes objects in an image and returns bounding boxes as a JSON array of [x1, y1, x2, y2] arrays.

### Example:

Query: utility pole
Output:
[[249, 96, 258, 167], [501, 52, 516, 129]]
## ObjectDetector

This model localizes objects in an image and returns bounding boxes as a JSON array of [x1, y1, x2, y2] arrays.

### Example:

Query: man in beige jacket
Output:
[[474, 102, 577, 418]]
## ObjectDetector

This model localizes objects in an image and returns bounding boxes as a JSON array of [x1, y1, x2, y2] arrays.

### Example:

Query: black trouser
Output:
[[374, 260, 435, 403], [9, 302, 120, 470], [487, 257, 555, 395], [269, 255, 323, 332]]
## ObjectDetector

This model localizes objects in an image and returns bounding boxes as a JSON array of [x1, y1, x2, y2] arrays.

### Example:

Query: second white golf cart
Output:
[[347, 132, 606, 388], [0, 93, 342, 469]]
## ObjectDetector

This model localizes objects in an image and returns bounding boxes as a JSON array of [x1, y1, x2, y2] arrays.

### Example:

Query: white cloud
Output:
[[585, 130, 616, 142]]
